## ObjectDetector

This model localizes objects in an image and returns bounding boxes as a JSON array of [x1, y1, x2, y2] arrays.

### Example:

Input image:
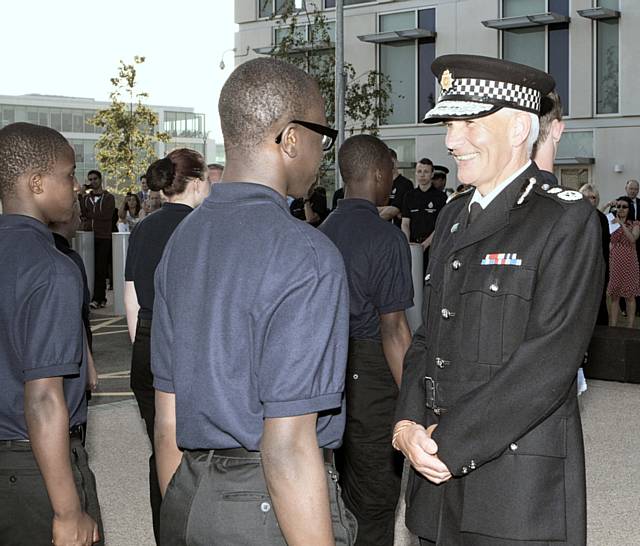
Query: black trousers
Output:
[[160, 448, 357, 546], [93, 237, 111, 304], [0, 437, 104, 545], [335, 339, 402, 546], [131, 319, 162, 544]]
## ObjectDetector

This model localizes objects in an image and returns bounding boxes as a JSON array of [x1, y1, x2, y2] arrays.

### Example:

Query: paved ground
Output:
[[87, 296, 640, 545]]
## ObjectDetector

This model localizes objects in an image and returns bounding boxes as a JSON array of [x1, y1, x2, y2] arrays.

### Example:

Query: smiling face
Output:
[[616, 199, 630, 221], [626, 180, 639, 200], [445, 110, 520, 195]]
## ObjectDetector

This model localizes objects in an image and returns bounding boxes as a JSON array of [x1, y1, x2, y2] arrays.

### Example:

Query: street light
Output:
[[219, 46, 250, 70]]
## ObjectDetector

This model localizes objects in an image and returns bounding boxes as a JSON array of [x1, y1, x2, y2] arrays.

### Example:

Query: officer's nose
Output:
[[445, 121, 465, 153]]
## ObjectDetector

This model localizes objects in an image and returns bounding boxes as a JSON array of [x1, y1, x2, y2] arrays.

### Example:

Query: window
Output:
[[50, 110, 62, 131], [273, 20, 335, 77], [0, 106, 15, 129], [501, 0, 569, 115], [380, 8, 435, 125], [72, 111, 84, 133], [383, 138, 415, 181], [596, 0, 619, 114], [259, 0, 290, 18], [62, 112, 72, 132]]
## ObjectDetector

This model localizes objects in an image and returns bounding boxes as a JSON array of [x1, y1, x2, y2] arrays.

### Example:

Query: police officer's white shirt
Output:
[[468, 160, 531, 211]]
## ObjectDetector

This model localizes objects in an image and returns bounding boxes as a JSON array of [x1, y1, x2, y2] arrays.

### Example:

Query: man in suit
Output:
[[392, 54, 604, 546]]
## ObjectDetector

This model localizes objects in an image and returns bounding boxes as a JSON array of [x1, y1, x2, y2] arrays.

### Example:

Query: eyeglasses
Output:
[[275, 120, 338, 152], [617, 204, 629, 209]]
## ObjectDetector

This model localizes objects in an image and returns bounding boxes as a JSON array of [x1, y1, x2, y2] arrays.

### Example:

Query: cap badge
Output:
[[440, 69, 453, 92]]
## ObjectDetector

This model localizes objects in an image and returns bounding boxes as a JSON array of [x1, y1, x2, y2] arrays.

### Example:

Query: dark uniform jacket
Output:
[[395, 163, 604, 545]]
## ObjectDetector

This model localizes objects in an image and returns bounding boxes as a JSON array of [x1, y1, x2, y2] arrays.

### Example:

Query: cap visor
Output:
[[422, 100, 499, 124]]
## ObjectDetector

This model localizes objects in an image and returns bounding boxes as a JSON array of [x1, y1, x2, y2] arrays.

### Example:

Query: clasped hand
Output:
[[395, 422, 452, 484]]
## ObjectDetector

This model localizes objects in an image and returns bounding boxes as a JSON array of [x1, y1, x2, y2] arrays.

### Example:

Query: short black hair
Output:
[[0, 122, 71, 200], [87, 169, 102, 180], [417, 157, 433, 167], [338, 134, 392, 185], [218, 58, 322, 156]]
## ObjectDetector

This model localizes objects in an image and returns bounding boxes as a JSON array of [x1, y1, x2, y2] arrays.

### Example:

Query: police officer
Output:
[[320, 135, 413, 545], [401, 158, 447, 275], [152, 58, 355, 545], [392, 55, 604, 545], [0, 122, 102, 546], [379, 148, 414, 227]]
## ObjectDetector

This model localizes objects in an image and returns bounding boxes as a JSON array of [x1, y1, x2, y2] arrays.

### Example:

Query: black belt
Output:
[[1, 424, 86, 447], [191, 446, 335, 464], [137, 318, 152, 328]]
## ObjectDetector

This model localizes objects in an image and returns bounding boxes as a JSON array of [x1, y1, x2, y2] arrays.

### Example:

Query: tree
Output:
[[89, 56, 170, 193], [268, 3, 393, 181]]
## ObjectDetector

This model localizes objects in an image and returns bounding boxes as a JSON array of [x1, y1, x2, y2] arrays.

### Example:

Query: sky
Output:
[[1, 0, 237, 141]]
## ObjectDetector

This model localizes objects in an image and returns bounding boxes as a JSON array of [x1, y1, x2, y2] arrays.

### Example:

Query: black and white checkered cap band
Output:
[[442, 78, 541, 112]]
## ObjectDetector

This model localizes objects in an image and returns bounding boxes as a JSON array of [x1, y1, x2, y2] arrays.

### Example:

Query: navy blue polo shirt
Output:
[[320, 198, 414, 341], [0, 214, 87, 441], [151, 182, 349, 451]]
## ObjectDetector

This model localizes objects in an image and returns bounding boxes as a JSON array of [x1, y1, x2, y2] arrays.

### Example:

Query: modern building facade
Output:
[[0, 94, 215, 186], [235, 0, 638, 202]]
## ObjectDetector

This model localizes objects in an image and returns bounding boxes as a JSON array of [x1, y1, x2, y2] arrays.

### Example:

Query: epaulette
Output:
[[446, 186, 474, 203], [532, 182, 584, 204]]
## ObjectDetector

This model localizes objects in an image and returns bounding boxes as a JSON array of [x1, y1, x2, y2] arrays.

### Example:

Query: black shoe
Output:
[[90, 301, 99, 310]]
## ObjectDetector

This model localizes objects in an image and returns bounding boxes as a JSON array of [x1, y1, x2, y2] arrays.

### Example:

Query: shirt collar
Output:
[[469, 160, 531, 211], [205, 182, 290, 213], [335, 197, 378, 214], [0, 214, 54, 242]]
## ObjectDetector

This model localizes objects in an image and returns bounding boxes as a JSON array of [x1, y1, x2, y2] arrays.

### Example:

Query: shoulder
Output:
[[290, 220, 345, 277], [530, 183, 591, 215]]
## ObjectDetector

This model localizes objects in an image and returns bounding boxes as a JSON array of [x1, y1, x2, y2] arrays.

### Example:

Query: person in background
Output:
[[401, 157, 447, 275], [82, 170, 115, 309], [143, 190, 163, 215], [579, 183, 610, 326], [207, 163, 224, 184], [431, 165, 449, 192], [378, 148, 414, 227], [320, 135, 413, 545], [304, 185, 330, 227], [124, 148, 210, 544], [0, 122, 103, 546], [607, 195, 640, 328], [117, 192, 144, 233], [137, 174, 149, 204], [624, 179, 640, 316], [531, 90, 565, 186]]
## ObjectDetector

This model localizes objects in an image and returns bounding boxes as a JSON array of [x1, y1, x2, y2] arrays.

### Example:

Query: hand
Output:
[[421, 239, 431, 250], [52, 510, 99, 546], [395, 422, 451, 484]]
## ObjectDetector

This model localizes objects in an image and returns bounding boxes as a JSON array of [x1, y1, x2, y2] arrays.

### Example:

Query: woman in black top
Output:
[[123, 148, 210, 543]]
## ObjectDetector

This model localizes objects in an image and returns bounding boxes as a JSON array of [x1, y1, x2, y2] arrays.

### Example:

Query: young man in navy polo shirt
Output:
[[152, 58, 355, 545], [0, 122, 102, 545], [320, 135, 413, 545]]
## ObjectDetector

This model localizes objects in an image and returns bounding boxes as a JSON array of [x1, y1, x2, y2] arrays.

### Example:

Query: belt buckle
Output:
[[423, 376, 446, 416]]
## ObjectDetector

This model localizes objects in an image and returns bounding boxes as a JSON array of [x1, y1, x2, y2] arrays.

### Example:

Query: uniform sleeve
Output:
[[21, 273, 84, 381], [371, 234, 414, 314], [258, 268, 349, 418], [401, 192, 411, 219], [151, 258, 175, 393], [432, 206, 605, 476]]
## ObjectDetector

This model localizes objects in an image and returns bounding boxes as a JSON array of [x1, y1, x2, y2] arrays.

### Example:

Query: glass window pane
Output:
[[383, 138, 415, 181], [62, 112, 72, 132], [325, 0, 335, 7], [84, 111, 96, 133], [259, 0, 272, 18], [599, 0, 618, 9], [556, 130, 593, 159], [380, 12, 414, 32], [39, 112, 49, 127], [27, 110, 38, 124], [381, 41, 415, 125], [503, 27, 545, 71], [503, 0, 545, 17], [73, 112, 84, 132], [596, 19, 619, 114], [50, 110, 62, 131]]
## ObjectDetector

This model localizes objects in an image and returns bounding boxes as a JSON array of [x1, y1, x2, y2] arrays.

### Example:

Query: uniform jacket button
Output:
[[441, 308, 454, 319], [461, 466, 469, 474], [452, 259, 462, 270], [469, 460, 476, 470], [489, 283, 499, 292], [353, 373, 359, 380], [509, 442, 518, 451]]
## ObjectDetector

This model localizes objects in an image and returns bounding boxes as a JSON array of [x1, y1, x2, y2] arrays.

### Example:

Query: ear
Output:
[[551, 119, 565, 144], [279, 124, 299, 159], [28, 172, 45, 195], [510, 112, 531, 148]]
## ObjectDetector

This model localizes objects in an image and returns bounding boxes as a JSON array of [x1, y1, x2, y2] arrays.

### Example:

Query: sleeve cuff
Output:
[[378, 298, 414, 315], [263, 391, 343, 418], [23, 362, 80, 382], [153, 377, 175, 393]]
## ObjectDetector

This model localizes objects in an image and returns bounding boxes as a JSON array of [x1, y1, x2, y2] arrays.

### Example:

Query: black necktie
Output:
[[468, 202, 483, 225]]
